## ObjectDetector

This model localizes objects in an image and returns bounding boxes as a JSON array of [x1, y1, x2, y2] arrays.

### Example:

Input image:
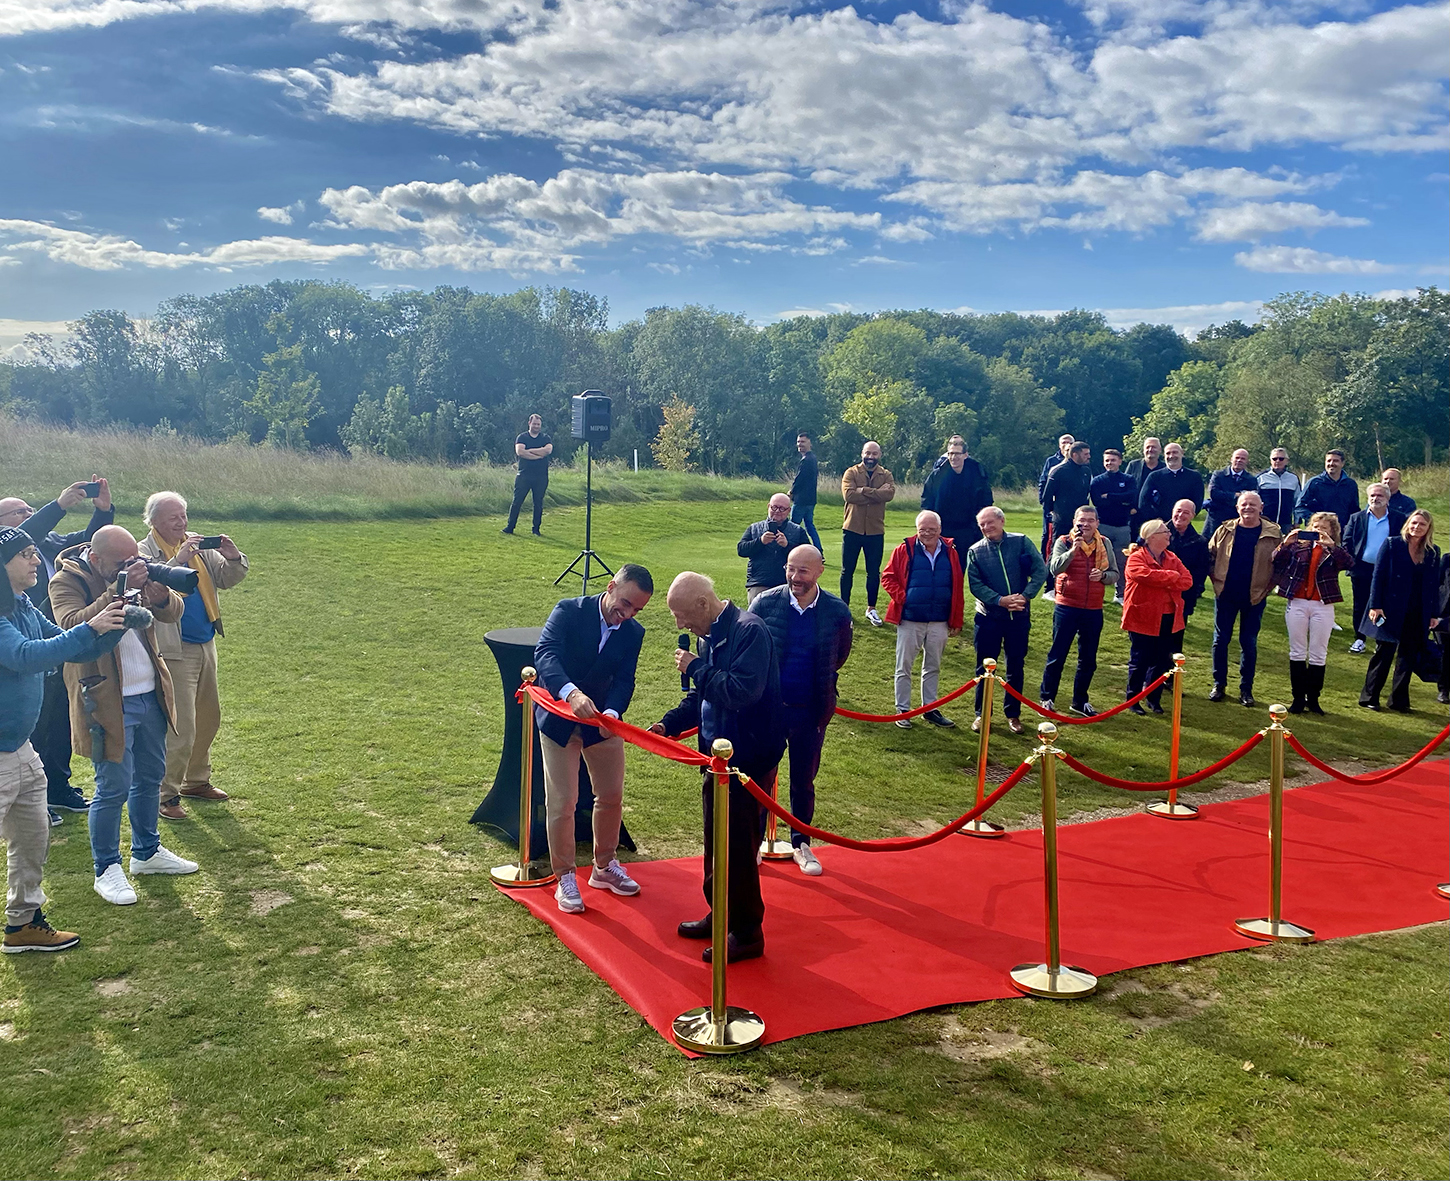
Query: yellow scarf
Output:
[[1078, 533, 1110, 572], [150, 529, 220, 623]]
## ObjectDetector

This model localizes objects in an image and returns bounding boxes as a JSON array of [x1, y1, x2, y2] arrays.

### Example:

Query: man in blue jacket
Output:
[[0, 526, 127, 953], [1204, 449, 1259, 537], [788, 432, 822, 550], [1295, 449, 1360, 529], [1138, 443, 1205, 524], [965, 507, 1048, 736], [533, 565, 653, 916]]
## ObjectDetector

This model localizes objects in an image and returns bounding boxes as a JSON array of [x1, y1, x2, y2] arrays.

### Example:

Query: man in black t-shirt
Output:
[[503, 414, 553, 535]]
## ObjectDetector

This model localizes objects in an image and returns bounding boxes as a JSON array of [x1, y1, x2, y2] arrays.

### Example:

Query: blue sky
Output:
[[1, 0, 1446, 355]]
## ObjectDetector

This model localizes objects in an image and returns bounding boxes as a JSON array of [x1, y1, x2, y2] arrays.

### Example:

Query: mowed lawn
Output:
[[2, 497, 1446, 1181]]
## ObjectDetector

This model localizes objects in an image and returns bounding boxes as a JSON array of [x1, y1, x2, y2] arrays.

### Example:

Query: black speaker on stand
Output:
[[555, 390, 615, 594]]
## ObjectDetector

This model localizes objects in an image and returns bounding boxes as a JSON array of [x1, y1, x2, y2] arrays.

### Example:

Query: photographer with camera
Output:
[[50, 525, 198, 906], [0, 527, 130, 951], [138, 492, 249, 820], [1, 476, 114, 822]]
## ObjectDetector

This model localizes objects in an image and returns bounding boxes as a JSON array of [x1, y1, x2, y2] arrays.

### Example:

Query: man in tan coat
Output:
[[1206, 491, 1282, 708], [840, 440, 896, 625], [138, 492, 249, 820], [50, 526, 199, 905]]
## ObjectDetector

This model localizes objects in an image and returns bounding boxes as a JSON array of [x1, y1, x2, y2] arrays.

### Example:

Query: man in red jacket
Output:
[[1038, 506, 1119, 716], [881, 511, 965, 729]]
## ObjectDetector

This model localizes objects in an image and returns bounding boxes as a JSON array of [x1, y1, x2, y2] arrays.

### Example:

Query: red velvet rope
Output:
[[735, 760, 1033, 851], [1056, 730, 1265, 791], [998, 670, 1173, 724], [1285, 726, 1449, 786], [522, 684, 712, 767], [833, 677, 979, 722]]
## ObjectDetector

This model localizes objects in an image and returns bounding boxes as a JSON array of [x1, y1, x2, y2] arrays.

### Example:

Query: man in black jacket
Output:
[[748, 546, 853, 877], [789, 433, 822, 550], [1167, 499, 1211, 620], [1090, 449, 1135, 599], [1204, 449, 1259, 536], [1125, 436, 1163, 544], [1343, 483, 1405, 653], [652, 572, 784, 962], [1138, 443, 1205, 524], [533, 565, 653, 915], [2, 476, 114, 819], [920, 435, 993, 551], [738, 494, 809, 604], [1042, 442, 1094, 544], [1295, 449, 1359, 529], [1036, 433, 1074, 557]]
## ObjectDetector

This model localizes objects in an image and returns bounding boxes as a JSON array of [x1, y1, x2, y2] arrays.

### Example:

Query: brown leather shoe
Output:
[[159, 798, 189, 821], [179, 784, 229, 802], [1007, 718, 1025, 735]]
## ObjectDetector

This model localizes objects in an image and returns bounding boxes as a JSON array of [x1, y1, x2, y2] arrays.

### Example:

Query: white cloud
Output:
[[1233, 244, 1397, 272], [1195, 201, 1369, 241], [1096, 299, 1266, 336], [257, 200, 305, 225], [0, 318, 72, 362]]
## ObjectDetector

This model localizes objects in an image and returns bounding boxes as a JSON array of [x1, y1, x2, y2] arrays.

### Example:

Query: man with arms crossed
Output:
[[502, 413, 553, 536], [533, 565, 653, 915]]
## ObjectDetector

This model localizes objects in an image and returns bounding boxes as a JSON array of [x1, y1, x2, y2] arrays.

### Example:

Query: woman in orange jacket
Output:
[[1121, 518, 1193, 716]]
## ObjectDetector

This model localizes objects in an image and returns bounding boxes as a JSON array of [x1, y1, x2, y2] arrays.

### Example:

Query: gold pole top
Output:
[[1268, 703, 1288, 723], [1172, 653, 1186, 666], [1037, 720, 1058, 743], [983, 658, 998, 672], [522, 666, 537, 684], [711, 737, 734, 760]]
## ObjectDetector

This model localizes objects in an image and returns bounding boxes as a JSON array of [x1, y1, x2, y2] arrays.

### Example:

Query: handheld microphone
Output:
[[678, 634, 691, 690]]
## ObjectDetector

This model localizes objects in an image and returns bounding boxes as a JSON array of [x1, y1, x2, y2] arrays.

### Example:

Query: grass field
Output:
[[1, 471, 1447, 1178]]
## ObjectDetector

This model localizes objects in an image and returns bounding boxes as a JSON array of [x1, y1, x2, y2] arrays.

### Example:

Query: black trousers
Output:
[[1039, 605, 1103, 707], [32, 670, 75, 798], [702, 753, 772, 940], [1039, 513, 1053, 559], [759, 706, 828, 848], [974, 609, 1031, 718], [840, 531, 884, 608], [507, 471, 548, 532], [1349, 567, 1374, 639], [1127, 614, 1183, 708], [1361, 629, 1425, 709]]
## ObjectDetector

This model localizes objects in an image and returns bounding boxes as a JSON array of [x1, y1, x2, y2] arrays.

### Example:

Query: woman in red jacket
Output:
[[1121, 518, 1193, 716]]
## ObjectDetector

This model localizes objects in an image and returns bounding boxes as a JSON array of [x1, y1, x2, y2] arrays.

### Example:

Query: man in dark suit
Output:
[[533, 564, 653, 915], [1138, 443, 1205, 525], [2, 476, 114, 820], [651, 571, 784, 963], [1343, 483, 1406, 653]]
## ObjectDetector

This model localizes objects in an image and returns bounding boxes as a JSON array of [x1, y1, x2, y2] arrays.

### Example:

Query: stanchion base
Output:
[[489, 863, 558, 890], [1232, 917, 1315, 943], [759, 837, 794, 860], [672, 1005, 766, 1054], [1008, 963, 1098, 998], [960, 818, 1005, 839], [1145, 800, 1199, 820], [1436, 884, 1450, 900]]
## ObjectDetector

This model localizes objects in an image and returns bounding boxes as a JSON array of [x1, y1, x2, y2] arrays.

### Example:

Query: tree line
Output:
[[1, 281, 1443, 487]]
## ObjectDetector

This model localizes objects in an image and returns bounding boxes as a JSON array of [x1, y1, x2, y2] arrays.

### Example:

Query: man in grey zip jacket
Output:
[[964, 507, 1047, 734]]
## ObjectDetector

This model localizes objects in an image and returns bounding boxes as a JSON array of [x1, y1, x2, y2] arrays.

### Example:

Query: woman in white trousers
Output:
[[1271, 511, 1354, 714]]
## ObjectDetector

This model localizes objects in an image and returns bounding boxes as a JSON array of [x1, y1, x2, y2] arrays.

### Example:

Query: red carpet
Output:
[[502, 760, 1449, 1052]]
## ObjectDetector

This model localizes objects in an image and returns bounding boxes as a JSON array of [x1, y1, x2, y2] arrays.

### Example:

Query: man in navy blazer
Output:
[[533, 564, 654, 915]]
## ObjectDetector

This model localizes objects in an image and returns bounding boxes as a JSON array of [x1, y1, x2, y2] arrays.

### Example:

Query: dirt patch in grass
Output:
[[1098, 977, 1221, 1029], [0, 1021, 16, 1040], [95, 978, 132, 998], [249, 889, 294, 916], [932, 1015, 1045, 1063]]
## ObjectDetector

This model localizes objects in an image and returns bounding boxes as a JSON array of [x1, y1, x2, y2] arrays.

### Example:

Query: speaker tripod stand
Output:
[[555, 438, 613, 594]]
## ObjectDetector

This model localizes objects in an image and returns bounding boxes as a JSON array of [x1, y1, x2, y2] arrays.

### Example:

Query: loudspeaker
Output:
[[571, 390, 611, 441]]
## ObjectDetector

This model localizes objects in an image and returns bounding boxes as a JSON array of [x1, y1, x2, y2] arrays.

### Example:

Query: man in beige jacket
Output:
[[137, 492, 249, 821], [840, 440, 896, 626]]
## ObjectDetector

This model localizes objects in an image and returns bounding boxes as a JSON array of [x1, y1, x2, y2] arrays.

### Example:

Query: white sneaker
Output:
[[554, 870, 585, 914], [93, 864, 137, 905], [129, 845, 198, 876], [865, 607, 883, 627], [792, 846, 823, 876], [1040, 698, 1055, 714], [1349, 638, 1366, 654], [1041, 590, 1056, 602]]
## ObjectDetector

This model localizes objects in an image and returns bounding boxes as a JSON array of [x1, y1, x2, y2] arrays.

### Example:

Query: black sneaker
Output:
[[1128, 704, 1148, 717], [50, 786, 90, 812], [1240, 693, 1257, 708], [923, 710, 955, 729], [1208, 685, 1226, 702], [500, 527, 514, 535], [48, 808, 62, 828]]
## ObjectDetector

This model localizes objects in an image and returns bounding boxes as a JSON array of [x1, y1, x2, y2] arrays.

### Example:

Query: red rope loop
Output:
[[997, 670, 1173, 723], [1285, 726, 1449, 786], [734, 759, 1033, 851], [833, 676, 979, 722], [1056, 731, 1265, 792], [521, 684, 710, 766]]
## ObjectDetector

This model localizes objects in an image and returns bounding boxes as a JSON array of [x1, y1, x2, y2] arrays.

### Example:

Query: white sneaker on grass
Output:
[[1349, 638, 1366, 654], [93, 864, 137, 905], [1040, 698, 1055, 714], [555, 870, 585, 914], [792, 846, 823, 877], [865, 607, 883, 627], [129, 846, 198, 876], [588, 859, 640, 896]]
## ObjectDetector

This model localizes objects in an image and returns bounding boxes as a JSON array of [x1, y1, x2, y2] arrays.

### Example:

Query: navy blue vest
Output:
[[902, 544, 954, 623]]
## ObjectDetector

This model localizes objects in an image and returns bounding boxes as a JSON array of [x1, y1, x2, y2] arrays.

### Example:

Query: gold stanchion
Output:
[[1147, 655, 1198, 819], [1437, 884, 1450, 900], [1009, 722, 1097, 998], [963, 658, 1004, 838], [758, 772, 793, 860], [490, 668, 558, 890], [1234, 705, 1314, 944], [673, 739, 766, 1054]]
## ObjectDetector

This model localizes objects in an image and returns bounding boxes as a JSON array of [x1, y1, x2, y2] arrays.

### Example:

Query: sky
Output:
[[1, 0, 1446, 357]]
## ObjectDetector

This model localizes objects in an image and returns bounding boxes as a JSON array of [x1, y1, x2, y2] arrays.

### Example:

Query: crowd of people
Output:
[[0, 480, 249, 954]]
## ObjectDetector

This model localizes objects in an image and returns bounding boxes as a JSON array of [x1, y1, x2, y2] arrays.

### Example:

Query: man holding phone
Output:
[[1, 476, 115, 821], [137, 492, 249, 821]]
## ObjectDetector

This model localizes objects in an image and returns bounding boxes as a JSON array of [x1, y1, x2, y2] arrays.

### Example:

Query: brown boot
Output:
[[179, 784, 229, 801], [159, 797, 189, 821]]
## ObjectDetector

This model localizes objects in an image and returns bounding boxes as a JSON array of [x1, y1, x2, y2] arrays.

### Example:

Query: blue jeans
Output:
[[1212, 596, 1267, 693], [791, 503, 822, 550], [88, 691, 166, 874], [1040, 605, 1103, 707]]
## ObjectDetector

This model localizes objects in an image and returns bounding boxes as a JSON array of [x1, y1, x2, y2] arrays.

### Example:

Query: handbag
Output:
[[1416, 635, 1444, 683]]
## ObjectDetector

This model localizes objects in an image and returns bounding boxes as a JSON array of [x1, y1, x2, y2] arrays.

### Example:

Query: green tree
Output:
[[246, 339, 320, 449], [1126, 361, 1224, 468]]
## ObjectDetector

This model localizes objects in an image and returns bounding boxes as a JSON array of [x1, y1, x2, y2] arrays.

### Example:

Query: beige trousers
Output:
[[0, 743, 49, 927], [540, 729, 626, 877], [162, 639, 221, 796]]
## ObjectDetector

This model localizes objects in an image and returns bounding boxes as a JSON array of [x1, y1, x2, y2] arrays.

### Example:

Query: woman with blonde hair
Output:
[[1272, 510, 1354, 714], [1120, 518, 1192, 716], [1360, 509, 1441, 712]]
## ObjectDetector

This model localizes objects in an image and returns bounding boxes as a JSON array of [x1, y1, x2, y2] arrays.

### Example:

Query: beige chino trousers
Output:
[[1, 743, 49, 928], [162, 639, 221, 796], [540, 729, 626, 877]]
